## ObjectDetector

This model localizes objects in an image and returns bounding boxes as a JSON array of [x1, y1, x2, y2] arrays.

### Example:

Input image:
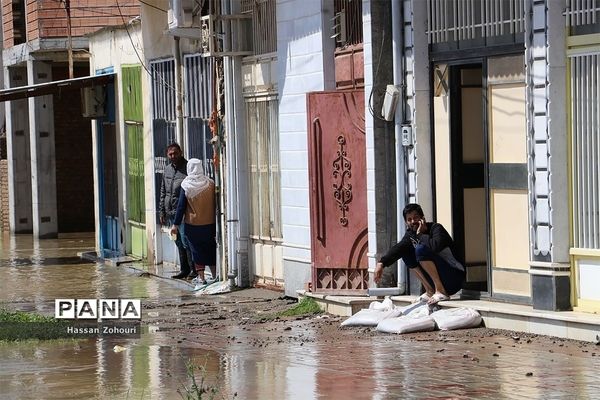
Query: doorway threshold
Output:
[[78, 250, 139, 266]]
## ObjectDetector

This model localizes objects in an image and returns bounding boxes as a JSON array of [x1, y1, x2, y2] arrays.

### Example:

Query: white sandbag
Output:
[[402, 302, 432, 318], [376, 315, 436, 334], [340, 307, 404, 327], [369, 296, 394, 311], [431, 307, 482, 330]]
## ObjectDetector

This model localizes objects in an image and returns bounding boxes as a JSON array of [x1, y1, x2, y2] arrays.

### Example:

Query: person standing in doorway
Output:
[[159, 143, 195, 280], [170, 158, 217, 285]]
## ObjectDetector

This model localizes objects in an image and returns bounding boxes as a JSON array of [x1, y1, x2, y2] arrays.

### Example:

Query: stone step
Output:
[[298, 290, 600, 343]]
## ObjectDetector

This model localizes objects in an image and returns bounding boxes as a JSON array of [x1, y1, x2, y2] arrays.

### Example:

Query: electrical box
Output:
[[381, 84, 400, 121], [81, 86, 106, 118], [401, 125, 412, 146]]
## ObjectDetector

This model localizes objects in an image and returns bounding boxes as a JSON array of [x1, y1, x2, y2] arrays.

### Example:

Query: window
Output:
[[246, 98, 281, 240], [333, 0, 363, 48], [150, 59, 177, 222], [570, 53, 600, 249], [242, 0, 277, 55]]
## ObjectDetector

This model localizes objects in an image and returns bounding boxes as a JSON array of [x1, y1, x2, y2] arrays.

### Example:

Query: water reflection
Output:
[[2, 235, 600, 399]]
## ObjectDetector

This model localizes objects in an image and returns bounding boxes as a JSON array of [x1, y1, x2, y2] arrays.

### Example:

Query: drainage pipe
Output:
[[222, 0, 239, 286], [173, 36, 184, 147], [392, 0, 407, 294]]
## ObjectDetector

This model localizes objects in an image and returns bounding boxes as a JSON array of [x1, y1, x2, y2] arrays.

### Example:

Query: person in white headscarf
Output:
[[171, 158, 217, 285]]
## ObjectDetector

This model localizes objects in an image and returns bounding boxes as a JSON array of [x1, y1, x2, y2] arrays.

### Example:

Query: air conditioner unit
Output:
[[168, 0, 194, 29], [81, 86, 106, 118]]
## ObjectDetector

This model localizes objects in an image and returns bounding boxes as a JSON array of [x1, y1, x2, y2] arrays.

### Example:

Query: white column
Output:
[[27, 60, 58, 238], [5, 66, 32, 234], [410, 0, 432, 216]]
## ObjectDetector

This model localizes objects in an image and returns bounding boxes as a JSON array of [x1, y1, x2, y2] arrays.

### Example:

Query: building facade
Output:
[[1, 0, 139, 239]]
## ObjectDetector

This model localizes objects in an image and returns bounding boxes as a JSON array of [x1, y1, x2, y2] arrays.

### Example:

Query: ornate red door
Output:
[[307, 90, 368, 295]]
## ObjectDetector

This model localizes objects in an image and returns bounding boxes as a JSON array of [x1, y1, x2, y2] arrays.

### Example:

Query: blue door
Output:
[[96, 68, 120, 253]]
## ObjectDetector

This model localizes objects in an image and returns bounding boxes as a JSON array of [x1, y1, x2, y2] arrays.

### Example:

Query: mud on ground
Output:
[[141, 287, 600, 356]]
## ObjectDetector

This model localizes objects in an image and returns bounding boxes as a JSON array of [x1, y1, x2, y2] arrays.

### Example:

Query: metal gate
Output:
[[122, 65, 146, 259], [307, 90, 368, 295]]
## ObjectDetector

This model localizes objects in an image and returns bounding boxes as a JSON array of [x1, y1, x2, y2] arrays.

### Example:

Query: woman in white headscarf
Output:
[[171, 158, 217, 284]]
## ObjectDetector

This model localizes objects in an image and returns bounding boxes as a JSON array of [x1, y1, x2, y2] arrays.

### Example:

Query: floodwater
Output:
[[2, 234, 600, 400]]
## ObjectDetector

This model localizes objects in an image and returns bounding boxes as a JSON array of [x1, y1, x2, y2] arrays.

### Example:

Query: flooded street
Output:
[[2, 235, 600, 399]]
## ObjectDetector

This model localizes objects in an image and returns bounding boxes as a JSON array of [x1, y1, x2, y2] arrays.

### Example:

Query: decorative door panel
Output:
[[307, 90, 368, 295]]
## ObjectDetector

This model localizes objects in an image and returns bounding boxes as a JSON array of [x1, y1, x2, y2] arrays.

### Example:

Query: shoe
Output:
[[185, 271, 198, 280], [427, 292, 451, 305], [171, 272, 189, 279], [412, 293, 431, 304], [193, 280, 208, 291]]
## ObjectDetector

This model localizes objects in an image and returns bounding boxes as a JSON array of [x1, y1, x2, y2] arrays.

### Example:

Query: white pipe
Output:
[[223, 0, 239, 286], [173, 36, 184, 147], [392, 0, 407, 294]]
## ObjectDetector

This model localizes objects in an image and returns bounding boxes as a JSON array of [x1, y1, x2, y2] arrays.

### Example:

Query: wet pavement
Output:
[[2, 234, 600, 399]]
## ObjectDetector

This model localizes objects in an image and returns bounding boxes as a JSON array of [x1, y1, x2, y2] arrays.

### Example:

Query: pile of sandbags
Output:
[[340, 297, 404, 327], [340, 297, 482, 333]]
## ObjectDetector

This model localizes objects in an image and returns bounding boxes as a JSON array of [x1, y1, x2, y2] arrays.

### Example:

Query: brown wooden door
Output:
[[307, 90, 368, 295]]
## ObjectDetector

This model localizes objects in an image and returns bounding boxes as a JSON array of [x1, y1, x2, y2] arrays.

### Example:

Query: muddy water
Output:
[[2, 235, 600, 399]]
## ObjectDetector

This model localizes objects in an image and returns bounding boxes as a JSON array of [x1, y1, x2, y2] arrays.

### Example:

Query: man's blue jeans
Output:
[[403, 244, 465, 296], [169, 217, 193, 274]]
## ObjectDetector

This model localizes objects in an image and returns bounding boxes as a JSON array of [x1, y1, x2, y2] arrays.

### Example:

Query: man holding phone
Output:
[[374, 203, 465, 304]]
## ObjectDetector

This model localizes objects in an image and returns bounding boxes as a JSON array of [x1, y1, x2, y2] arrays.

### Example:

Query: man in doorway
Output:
[[159, 143, 195, 279], [374, 203, 465, 304]]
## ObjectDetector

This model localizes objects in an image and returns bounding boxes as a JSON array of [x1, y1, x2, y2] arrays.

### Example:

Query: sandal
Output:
[[413, 293, 431, 304], [427, 292, 451, 305]]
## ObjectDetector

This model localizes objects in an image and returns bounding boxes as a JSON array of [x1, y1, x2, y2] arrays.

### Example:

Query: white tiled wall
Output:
[[277, 0, 330, 262]]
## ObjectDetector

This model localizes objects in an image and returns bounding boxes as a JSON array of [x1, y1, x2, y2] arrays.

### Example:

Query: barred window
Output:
[[242, 0, 277, 55], [427, 0, 525, 44], [570, 53, 600, 249], [246, 98, 281, 239]]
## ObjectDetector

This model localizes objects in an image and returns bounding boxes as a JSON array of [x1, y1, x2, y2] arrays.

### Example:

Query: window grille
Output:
[[565, 0, 599, 27], [333, 0, 363, 48], [246, 98, 281, 240], [150, 59, 177, 222], [150, 59, 176, 121], [184, 54, 215, 179], [184, 55, 214, 119], [242, 0, 277, 55], [570, 53, 600, 249], [427, 0, 525, 44]]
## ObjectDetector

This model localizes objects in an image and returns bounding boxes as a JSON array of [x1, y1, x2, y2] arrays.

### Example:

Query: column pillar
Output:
[[5, 66, 32, 234], [27, 60, 58, 238], [527, 0, 570, 310]]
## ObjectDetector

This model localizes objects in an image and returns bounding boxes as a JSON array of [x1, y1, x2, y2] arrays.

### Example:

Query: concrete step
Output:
[[298, 290, 600, 343], [78, 250, 139, 266]]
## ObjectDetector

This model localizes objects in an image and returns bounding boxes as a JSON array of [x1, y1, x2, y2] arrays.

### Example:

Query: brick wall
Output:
[[0, 159, 8, 232], [2, 2, 14, 47], [53, 65, 95, 233], [3, 0, 140, 49]]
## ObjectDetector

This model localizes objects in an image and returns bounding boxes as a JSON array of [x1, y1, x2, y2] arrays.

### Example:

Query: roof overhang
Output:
[[0, 73, 115, 102]]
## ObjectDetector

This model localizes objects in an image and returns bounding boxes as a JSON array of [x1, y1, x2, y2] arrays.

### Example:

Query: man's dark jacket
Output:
[[379, 222, 455, 267], [159, 158, 188, 221]]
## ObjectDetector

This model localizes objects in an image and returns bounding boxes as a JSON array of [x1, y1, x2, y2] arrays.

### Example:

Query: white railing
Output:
[[565, 0, 599, 27], [427, 0, 525, 44]]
